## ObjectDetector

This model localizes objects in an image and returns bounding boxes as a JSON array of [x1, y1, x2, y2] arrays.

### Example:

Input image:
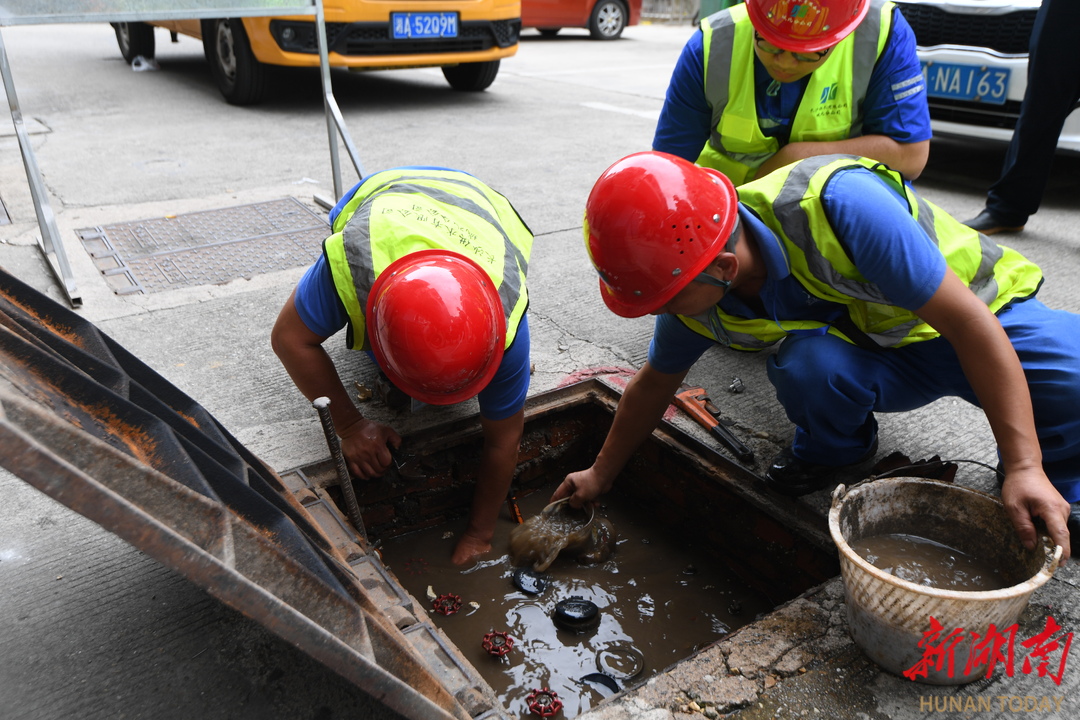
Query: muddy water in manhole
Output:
[[379, 487, 775, 718]]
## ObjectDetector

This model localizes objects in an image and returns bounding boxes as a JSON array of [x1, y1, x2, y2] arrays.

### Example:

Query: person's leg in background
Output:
[[964, 0, 1080, 235]]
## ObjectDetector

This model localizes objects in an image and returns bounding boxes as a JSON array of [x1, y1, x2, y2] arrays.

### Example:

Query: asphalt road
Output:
[[2, 18, 1080, 720]]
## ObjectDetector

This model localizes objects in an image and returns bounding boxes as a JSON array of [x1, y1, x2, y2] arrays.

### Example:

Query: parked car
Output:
[[522, 0, 642, 40], [111, 0, 522, 105], [894, 0, 1080, 153]]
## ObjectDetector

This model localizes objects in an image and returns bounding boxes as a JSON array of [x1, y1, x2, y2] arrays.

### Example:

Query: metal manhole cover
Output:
[[76, 198, 329, 295]]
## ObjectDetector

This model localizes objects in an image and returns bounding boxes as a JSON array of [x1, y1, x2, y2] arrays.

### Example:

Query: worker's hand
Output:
[[1000, 467, 1072, 564], [338, 418, 401, 479], [551, 467, 613, 509]]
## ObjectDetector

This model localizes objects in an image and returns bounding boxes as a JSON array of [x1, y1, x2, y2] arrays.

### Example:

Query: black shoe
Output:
[[374, 372, 410, 411], [763, 440, 879, 497], [961, 209, 1025, 236]]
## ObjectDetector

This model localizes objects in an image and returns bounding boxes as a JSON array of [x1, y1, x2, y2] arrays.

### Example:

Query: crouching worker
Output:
[[272, 167, 533, 565], [553, 151, 1080, 560]]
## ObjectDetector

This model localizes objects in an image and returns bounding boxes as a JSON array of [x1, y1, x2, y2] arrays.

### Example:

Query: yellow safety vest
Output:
[[697, 1, 893, 186], [680, 155, 1043, 351], [322, 168, 533, 351]]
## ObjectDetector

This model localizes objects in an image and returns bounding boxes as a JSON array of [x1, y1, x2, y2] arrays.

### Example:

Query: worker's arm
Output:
[[552, 362, 690, 507], [756, 137, 930, 181], [452, 409, 525, 565], [270, 289, 400, 478], [916, 269, 1072, 560]]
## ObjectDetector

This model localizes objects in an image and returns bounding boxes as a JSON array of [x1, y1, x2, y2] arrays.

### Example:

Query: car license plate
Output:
[[921, 61, 1009, 105], [391, 12, 459, 39]]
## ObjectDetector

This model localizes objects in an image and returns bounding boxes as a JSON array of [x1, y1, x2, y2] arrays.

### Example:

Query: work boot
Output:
[[763, 439, 879, 497], [961, 209, 1025, 236], [374, 372, 411, 411]]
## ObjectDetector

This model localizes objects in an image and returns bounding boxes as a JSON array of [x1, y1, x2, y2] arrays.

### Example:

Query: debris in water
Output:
[[553, 596, 601, 634], [426, 585, 437, 602], [512, 568, 550, 595], [578, 672, 619, 695]]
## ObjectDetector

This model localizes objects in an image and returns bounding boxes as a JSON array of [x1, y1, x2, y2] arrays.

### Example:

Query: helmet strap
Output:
[[692, 270, 731, 291]]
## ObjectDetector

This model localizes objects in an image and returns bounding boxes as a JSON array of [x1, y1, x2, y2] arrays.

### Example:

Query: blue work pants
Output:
[[766, 298, 1080, 501]]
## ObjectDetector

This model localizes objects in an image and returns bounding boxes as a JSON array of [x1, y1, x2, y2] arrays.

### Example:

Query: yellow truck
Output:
[[111, 0, 521, 104]]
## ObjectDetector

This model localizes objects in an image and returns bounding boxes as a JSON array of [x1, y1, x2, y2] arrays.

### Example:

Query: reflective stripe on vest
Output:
[[697, 1, 892, 186], [323, 169, 533, 350], [682, 154, 1043, 350]]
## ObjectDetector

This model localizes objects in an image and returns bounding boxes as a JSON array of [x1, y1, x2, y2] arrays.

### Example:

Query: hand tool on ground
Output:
[[312, 397, 369, 543], [673, 386, 755, 464], [507, 493, 524, 524]]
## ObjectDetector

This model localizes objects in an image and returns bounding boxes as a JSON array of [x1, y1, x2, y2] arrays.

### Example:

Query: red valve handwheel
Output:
[[526, 688, 562, 717], [481, 631, 514, 657], [431, 593, 462, 616]]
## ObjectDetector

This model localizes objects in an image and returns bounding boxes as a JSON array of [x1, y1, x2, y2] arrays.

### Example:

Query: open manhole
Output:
[[282, 384, 840, 718], [0, 265, 838, 720]]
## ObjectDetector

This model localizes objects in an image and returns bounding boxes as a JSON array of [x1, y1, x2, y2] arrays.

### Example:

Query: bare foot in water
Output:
[[452, 532, 492, 566]]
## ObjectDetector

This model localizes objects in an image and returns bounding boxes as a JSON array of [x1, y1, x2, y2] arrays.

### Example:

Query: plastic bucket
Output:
[[828, 477, 1061, 685]]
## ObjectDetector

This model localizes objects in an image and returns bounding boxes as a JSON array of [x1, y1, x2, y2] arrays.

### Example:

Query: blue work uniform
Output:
[[648, 166, 1080, 502], [293, 168, 531, 421], [653, 6, 932, 167]]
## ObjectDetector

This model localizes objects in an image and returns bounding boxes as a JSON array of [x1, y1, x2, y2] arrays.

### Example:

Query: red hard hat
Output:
[[746, 0, 870, 53], [366, 249, 505, 405], [584, 151, 739, 318]]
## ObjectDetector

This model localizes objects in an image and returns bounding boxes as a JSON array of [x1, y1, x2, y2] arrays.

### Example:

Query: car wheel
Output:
[[588, 0, 627, 40], [442, 60, 500, 92], [201, 18, 267, 105], [112, 22, 156, 63], [538, 28, 561, 37]]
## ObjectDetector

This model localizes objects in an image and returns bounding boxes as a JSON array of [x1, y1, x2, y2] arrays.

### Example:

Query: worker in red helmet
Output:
[[554, 151, 1080, 560], [654, 0, 931, 186], [272, 166, 533, 565]]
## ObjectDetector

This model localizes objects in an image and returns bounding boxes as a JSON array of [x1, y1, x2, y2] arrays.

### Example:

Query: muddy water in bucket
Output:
[[850, 533, 1009, 592], [829, 477, 1060, 685], [380, 488, 774, 718]]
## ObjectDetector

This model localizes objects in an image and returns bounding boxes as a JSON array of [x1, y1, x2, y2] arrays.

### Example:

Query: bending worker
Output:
[[554, 151, 1079, 559], [272, 167, 533, 565], [654, 0, 931, 185]]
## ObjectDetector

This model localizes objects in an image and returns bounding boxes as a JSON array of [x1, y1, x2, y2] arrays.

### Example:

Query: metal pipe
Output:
[[312, 397, 369, 543]]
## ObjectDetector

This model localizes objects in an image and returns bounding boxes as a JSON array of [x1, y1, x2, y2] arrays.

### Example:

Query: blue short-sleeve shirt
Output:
[[293, 169, 531, 421], [648, 168, 947, 373]]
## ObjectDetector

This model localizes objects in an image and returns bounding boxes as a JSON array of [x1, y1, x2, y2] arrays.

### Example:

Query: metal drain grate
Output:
[[76, 198, 329, 295]]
